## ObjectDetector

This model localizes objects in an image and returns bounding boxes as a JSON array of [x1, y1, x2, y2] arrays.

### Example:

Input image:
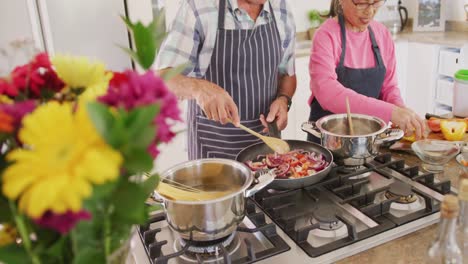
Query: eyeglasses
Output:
[[351, 0, 386, 10]]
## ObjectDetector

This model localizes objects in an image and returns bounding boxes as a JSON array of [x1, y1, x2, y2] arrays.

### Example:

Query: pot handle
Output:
[[375, 128, 404, 145], [301, 121, 321, 138], [146, 191, 165, 205], [245, 169, 276, 197]]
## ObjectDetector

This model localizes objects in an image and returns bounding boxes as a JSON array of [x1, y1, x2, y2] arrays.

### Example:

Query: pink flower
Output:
[[35, 210, 91, 234], [99, 70, 181, 158], [0, 100, 37, 131]]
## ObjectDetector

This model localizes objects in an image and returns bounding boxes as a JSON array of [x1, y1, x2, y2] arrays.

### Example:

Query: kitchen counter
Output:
[[394, 31, 468, 48], [337, 147, 465, 264], [295, 29, 468, 58]]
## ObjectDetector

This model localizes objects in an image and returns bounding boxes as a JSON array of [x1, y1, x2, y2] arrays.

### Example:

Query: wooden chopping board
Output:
[[390, 132, 468, 152]]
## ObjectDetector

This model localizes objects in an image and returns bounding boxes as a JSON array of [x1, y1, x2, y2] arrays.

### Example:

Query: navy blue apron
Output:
[[307, 14, 386, 143], [188, 0, 283, 159]]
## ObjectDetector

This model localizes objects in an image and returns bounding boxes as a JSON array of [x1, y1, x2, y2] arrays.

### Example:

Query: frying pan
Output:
[[236, 137, 333, 189]]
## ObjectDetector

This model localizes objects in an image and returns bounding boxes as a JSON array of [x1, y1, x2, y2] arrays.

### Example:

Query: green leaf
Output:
[[123, 148, 153, 174], [86, 102, 115, 147], [108, 117, 128, 149], [133, 126, 156, 149], [37, 235, 72, 264], [126, 105, 159, 147], [90, 181, 119, 200], [142, 174, 159, 196], [73, 247, 105, 264], [110, 181, 149, 224], [0, 196, 12, 222], [117, 45, 140, 65], [121, 16, 156, 70], [160, 63, 190, 81], [0, 244, 32, 264]]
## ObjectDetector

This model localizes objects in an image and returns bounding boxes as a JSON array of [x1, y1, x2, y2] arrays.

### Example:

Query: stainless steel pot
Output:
[[152, 159, 275, 241], [302, 114, 404, 166]]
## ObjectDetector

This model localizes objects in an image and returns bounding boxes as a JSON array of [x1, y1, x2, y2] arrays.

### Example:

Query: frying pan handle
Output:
[[301, 121, 321, 138], [245, 169, 276, 197]]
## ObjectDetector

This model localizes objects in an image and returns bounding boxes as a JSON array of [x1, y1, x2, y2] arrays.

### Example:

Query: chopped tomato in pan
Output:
[[245, 150, 329, 179]]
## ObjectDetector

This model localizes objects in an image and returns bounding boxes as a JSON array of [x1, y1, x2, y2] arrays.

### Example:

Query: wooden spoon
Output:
[[229, 119, 290, 154], [345, 97, 355, 135]]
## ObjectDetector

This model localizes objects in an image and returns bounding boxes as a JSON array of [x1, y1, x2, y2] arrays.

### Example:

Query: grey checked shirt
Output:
[[155, 0, 296, 78]]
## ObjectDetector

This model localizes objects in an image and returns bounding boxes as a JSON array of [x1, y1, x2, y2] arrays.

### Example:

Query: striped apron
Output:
[[188, 0, 283, 160]]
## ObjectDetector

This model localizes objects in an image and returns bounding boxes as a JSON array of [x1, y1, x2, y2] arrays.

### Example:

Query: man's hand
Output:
[[195, 82, 240, 126], [260, 97, 289, 133]]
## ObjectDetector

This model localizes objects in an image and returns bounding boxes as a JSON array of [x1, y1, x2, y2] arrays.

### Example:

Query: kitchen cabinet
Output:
[[433, 46, 468, 115], [395, 40, 468, 117], [400, 42, 439, 117], [394, 40, 408, 104], [282, 55, 311, 140]]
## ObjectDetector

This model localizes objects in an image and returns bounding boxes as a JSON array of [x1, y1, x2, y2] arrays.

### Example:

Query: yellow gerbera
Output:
[[2, 102, 122, 218], [51, 55, 113, 101], [0, 95, 13, 104]]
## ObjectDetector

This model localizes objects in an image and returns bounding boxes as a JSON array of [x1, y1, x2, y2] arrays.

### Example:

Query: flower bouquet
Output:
[[0, 17, 181, 264]]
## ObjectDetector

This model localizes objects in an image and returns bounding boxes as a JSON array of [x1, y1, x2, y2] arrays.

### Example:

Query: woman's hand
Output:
[[391, 106, 426, 139], [195, 83, 240, 126]]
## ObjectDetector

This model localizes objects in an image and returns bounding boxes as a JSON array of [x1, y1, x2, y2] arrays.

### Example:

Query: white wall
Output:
[[287, 0, 331, 32], [0, 0, 42, 75], [165, 0, 467, 35]]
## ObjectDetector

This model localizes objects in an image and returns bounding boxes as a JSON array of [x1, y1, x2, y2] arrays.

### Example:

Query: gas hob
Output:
[[131, 153, 455, 264]]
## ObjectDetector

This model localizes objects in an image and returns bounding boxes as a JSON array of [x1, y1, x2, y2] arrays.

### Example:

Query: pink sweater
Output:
[[308, 18, 405, 123]]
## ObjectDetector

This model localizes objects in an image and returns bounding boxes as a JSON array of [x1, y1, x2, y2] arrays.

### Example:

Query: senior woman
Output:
[[307, 0, 425, 142]]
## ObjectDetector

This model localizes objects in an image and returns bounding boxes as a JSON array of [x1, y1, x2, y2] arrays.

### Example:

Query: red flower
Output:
[[34, 210, 91, 234], [0, 78, 18, 97], [109, 71, 128, 87], [10, 52, 64, 99]]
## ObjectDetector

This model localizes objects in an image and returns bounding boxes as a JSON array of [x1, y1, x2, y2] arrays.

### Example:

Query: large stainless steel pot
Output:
[[152, 159, 275, 241], [302, 114, 404, 166]]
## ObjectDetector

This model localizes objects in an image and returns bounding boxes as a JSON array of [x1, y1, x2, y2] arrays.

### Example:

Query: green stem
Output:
[[103, 209, 111, 258], [9, 201, 41, 264], [70, 229, 78, 258]]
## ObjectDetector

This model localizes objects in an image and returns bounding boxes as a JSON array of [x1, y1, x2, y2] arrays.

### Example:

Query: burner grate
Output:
[[138, 200, 290, 264], [254, 187, 395, 257]]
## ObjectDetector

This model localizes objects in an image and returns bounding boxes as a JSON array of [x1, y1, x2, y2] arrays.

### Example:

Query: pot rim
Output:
[[156, 158, 253, 205], [317, 113, 387, 138]]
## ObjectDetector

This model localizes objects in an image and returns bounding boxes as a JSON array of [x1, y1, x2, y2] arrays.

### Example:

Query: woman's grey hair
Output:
[[329, 0, 343, 17]]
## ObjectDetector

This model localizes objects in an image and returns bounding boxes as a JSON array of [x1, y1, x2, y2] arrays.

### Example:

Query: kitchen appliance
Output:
[[453, 69, 468, 117], [236, 140, 334, 189], [132, 152, 454, 264], [301, 114, 404, 166], [152, 159, 275, 241], [376, 0, 408, 34]]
